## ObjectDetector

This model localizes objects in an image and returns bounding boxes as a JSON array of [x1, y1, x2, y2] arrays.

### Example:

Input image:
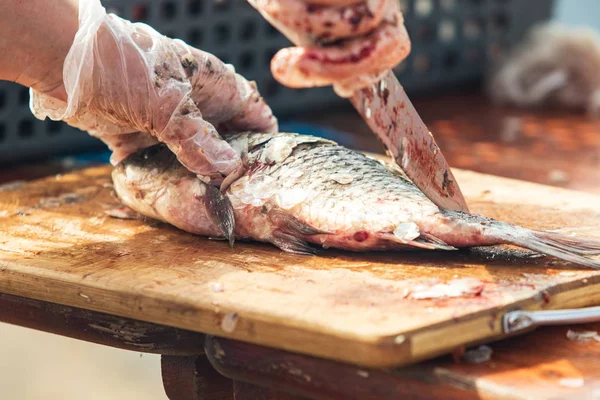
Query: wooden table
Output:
[[2, 91, 600, 399]]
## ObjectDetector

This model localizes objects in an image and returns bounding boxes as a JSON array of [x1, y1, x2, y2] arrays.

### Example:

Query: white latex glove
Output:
[[31, 0, 277, 183]]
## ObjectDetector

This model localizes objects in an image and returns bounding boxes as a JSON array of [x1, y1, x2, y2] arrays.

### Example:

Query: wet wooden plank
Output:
[[0, 165, 599, 368], [0, 293, 205, 355], [421, 321, 600, 400], [161, 355, 233, 400], [205, 336, 477, 400], [205, 323, 600, 400], [233, 381, 307, 400], [2, 289, 596, 400]]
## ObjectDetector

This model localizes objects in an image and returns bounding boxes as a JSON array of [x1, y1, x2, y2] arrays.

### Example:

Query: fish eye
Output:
[[142, 144, 164, 160]]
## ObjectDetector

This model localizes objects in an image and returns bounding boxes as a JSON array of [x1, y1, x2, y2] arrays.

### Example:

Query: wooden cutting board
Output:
[[0, 165, 599, 368]]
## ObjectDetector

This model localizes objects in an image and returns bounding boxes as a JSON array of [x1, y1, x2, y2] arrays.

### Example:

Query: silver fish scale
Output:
[[240, 133, 439, 232], [225, 131, 334, 154], [282, 145, 424, 200]]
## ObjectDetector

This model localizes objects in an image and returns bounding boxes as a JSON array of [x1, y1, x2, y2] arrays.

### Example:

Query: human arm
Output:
[[0, 0, 277, 183]]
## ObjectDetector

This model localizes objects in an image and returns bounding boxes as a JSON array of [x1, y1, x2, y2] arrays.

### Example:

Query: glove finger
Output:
[[182, 46, 278, 133], [68, 8, 241, 178], [158, 96, 241, 181]]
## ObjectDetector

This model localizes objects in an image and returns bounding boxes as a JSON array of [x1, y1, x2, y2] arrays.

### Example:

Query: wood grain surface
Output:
[[426, 322, 600, 400], [0, 293, 205, 355], [205, 321, 600, 400], [0, 166, 599, 368], [161, 355, 233, 400], [205, 335, 478, 400]]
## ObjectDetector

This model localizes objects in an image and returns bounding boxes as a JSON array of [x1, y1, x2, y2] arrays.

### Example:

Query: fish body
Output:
[[112, 131, 600, 268]]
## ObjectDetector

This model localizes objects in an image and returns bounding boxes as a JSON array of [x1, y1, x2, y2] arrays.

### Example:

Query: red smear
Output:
[[542, 290, 551, 304], [306, 43, 375, 65], [353, 231, 369, 242], [452, 346, 466, 364], [382, 88, 390, 105]]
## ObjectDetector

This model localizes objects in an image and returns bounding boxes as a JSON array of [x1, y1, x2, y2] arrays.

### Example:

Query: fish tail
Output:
[[507, 230, 600, 269], [441, 210, 600, 269]]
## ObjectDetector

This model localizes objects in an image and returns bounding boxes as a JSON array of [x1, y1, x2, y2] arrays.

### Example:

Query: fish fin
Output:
[[418, 233, 459, 251], [507, 230, 600, 269], [270, 230, 317, 255], [204, 185, 236, 247], [442, 210, 600, 269], [104, 206, 142, 220], [384, 162, 411, 182], [104, 205, 145, 220], [379, 233, 457, 251], [265, 207, 332, 236], [531, 231, 600, 256]]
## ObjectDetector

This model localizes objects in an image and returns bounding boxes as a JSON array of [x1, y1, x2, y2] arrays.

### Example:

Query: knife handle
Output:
[[503, 307, 600, 334]]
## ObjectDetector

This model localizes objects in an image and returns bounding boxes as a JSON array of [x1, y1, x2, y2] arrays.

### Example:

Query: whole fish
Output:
[[112, 131, 600, 268]]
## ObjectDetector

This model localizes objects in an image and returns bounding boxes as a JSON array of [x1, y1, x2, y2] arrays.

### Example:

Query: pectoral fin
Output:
[[205, 185, 236, 247]]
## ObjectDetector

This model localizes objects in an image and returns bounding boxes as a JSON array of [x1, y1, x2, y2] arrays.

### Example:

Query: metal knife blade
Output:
[[349, 71, 469, 212]]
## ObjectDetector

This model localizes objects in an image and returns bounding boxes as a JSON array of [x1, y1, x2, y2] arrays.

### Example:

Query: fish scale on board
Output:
[[112, 131, 600, 268]]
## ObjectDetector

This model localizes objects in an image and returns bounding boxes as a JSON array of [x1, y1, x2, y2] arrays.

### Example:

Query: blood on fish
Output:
[[306, 4, 317, 13], [353, 231, 369, 242]]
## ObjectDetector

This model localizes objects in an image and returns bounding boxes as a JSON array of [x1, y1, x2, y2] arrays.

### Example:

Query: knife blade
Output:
[[349, 71, 469, 212]]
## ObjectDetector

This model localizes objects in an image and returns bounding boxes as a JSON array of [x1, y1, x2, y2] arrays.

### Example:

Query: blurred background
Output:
[[1, 0, 600, 399], [0, 0, 555, 166], [555, 0, 600, 31]]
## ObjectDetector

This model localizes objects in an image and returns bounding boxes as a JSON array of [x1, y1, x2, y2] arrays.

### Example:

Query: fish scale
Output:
[[263, 144, 439, 234], [112, 131, 600, 268]]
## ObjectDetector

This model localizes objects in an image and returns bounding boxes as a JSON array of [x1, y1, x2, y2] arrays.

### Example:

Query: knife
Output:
[[349, 72, 469, 212], [249, 1, 469, 213], [503, 307, 600, 334]]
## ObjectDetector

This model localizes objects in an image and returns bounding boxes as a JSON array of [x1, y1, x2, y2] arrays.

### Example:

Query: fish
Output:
[[111, 131, 600, 268]]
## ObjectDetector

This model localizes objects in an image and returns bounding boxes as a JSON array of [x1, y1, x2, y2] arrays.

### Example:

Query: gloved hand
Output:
[[31, 0, 277, 183], [249, 0, 411, 97]]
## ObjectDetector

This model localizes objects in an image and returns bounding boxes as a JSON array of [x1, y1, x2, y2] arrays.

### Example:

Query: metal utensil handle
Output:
[[503, 306, 600, 334]]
